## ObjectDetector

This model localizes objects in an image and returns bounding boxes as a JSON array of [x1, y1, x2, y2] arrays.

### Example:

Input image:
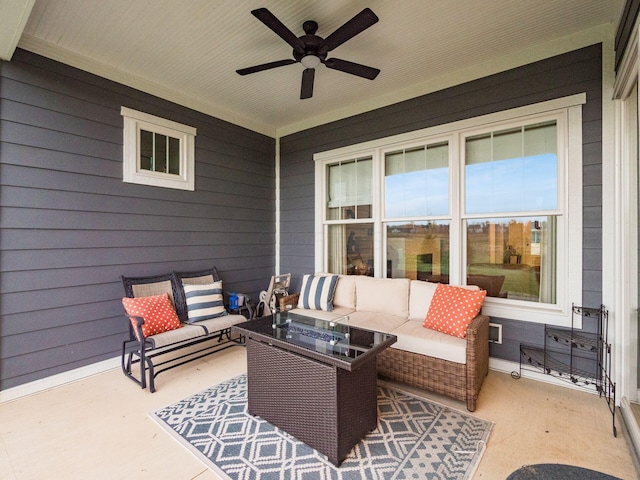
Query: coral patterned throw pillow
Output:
[[122, 293, 182, 340], [423, 284, 486, 338]]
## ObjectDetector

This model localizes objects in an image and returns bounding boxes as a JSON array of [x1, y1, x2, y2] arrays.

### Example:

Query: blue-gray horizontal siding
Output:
[[0, 49, 275, 390], [279, 44, 603, 364]]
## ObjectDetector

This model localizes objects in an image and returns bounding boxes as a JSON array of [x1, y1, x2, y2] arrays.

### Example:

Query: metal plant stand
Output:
[[512, 304, 616, 436]]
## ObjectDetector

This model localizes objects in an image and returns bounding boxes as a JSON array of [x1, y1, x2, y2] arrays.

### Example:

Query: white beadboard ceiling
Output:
[[8, 0, 625, 136]]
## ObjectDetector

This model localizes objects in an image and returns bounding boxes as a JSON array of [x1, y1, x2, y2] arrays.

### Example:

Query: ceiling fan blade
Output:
[[300, 68, 315, 99], [236, 59, 297, 75], [251, 8, 305, 55], [323, 58, 380, 80], [320, 8, 378, 54]]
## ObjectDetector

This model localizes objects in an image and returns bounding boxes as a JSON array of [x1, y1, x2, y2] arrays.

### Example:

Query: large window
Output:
[[315, 96, 584, 325]]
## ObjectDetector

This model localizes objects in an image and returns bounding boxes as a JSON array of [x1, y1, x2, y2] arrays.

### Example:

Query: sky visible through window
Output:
[[466, 153, 557, 214], [385, 153, 557, 218]]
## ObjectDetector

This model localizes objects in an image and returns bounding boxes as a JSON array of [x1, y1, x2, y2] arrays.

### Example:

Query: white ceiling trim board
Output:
[[277, 23, 614, 137], [17, 33, 277, 138]]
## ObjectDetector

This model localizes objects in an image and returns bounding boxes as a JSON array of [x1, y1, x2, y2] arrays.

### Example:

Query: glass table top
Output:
[[233, 310, 396, 367]]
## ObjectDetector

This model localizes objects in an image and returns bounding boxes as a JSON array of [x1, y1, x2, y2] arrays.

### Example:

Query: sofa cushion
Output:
[[122, 293, 182, 339], [334, 275, 356, 308], [355, 276, 410, 318], [423, 284, 486, 338], [391, 319, 467, 364], [183, 282, 226, 322], [409, 280, 439, 320], [346, 311, 407, 334], [298, 274, 339, 311], [288, 306, 355, 321]]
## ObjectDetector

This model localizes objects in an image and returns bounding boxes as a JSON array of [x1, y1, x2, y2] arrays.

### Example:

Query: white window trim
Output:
[[314, 94, 585, 327], [121, 106, 196, 191]]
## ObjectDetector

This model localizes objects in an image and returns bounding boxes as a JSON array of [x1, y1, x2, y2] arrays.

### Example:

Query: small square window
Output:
[[121, 107, 196, 190]]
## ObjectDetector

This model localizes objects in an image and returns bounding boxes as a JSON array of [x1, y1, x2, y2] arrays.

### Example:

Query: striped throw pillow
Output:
[[183, 281, 227, 323], [297, 274, 339, 311]]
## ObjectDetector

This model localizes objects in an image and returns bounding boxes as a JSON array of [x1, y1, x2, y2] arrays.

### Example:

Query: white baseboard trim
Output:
[[0, 357, 120, 404], [489, 357, 600, 395], [0, 356, 600, 404]]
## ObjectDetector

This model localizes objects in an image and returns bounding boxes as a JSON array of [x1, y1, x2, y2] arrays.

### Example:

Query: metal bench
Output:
[[120, 267, 246, 392]]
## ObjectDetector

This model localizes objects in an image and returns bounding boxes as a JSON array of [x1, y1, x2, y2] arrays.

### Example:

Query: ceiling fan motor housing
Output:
[[293, 21, 326, 64]]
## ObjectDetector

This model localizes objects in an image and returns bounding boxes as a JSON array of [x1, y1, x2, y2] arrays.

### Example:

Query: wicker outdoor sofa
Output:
[[282, 274, 490, 411], [120, 267, 246, 392]]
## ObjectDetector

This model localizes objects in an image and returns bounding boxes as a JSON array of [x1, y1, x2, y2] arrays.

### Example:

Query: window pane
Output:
[[140, 129, 153, 171], [328, 224, 374, 276], [155, 133, 168, 173], [465, 122, 557, 214], [385, 142, 449, 218], [466, 216, 556, 302], [168, 136, 180, 175], [386, 221, 450, 281], [140, 132, 180, 174], [326, 158, 373, 220]]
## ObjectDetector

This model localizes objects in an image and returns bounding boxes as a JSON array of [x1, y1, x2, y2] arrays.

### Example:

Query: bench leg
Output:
[[121, 341, 146, 390], [138, 341, 149, 390], [122, 339, 152, 390], [223, 327, 245, 345], [146, 357, 156, 393], [122, 329, 246, 393]]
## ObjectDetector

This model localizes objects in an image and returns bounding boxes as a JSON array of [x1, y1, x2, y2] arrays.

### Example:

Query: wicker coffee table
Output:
[[232, 311, 396, 466]]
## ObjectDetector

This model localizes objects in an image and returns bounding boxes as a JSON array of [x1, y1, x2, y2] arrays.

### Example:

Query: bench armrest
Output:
[[125, 315, 147, 342]]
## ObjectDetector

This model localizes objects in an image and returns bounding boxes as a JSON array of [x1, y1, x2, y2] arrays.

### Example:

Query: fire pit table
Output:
[[232, 311, 396, 466]]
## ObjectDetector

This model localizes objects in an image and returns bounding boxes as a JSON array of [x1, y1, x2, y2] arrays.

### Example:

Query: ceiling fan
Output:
[[236, 7, 380, 99]]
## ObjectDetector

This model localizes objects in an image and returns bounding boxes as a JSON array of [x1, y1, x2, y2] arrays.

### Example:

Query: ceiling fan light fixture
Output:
[[300, 54, 321, 68]]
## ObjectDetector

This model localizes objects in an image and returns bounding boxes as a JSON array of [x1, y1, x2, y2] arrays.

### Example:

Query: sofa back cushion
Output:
[[355, 276, 410, 318], [409, 280, 439, 320], [334, 275, 356, 308], [314, 273, 356, 309]]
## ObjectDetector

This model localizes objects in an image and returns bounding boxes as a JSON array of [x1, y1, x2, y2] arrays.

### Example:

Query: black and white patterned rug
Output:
[[150, 374, 493, 479]]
